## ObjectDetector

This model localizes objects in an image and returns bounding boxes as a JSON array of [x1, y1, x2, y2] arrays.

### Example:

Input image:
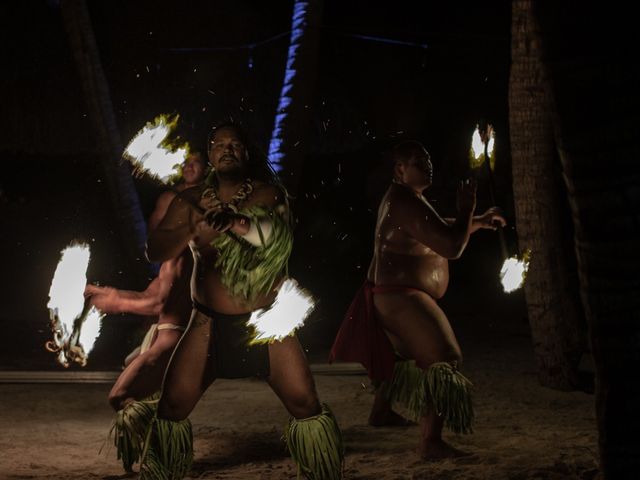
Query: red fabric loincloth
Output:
[[329, 281, 424, 381]]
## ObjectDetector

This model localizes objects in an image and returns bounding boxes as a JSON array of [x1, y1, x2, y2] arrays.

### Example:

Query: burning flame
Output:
[[124, 114, 188, 183], [247, 278, 315, 344], [47, 243, 91, 331], [500, 249, 531, 293], [79, 306, 104, 356], [46, 242, 104, 367], [469, 125, 495, 169]]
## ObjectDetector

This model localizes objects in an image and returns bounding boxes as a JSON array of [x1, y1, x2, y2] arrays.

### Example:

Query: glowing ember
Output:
[[248, 278, 315, 344], [500, 250, 531, 293], [124, 114, 188, 182], [469, 125, 495, 169], [46, 242, 105, 367]]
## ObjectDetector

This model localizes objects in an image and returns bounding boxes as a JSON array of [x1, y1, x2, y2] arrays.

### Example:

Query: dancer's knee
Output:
[[157, 396, 191, 422], [108, 387, 129, 411], [148, 334, 179, 357]]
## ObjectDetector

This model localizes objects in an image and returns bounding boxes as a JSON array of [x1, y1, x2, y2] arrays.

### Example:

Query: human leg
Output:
[[267, 335, 320, 418], [125, 309, 215, 479], [268, 336, 344, 479], [368, 381, 415, 427], [109, 326, 192, 474], [373, 291, 472, 459], [108, 329, 182, 411], [157, 309, 217, 421]]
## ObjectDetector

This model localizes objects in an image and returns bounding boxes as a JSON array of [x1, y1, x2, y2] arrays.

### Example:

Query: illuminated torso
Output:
[[368, 184, 450, 299]]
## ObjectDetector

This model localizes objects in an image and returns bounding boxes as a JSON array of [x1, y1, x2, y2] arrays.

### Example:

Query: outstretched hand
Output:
[[476, 207, 506, 230], [83, 284, 120, 314]]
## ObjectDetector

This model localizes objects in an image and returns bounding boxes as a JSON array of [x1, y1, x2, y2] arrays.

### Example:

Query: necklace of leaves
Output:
[[201, 178, 254, 218]]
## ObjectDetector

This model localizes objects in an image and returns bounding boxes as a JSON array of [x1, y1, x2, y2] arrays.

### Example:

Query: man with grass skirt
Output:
[[84, 152, 207, 474], [330, 140, 505, 459], [143, 123, 344, 479]]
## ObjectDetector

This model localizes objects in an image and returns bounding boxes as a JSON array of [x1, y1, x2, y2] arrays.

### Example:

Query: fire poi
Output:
[[469, 124, 495, 170], [123, 113, 189, 183], [469, 123, 530, 293], [500, 249, 531, 293], [45, 242, 105, 367], [248, 278, 315, 344]]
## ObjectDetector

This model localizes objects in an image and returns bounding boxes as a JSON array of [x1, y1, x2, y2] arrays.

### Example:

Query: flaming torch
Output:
[[500, 249, 531, 293], [469, 123, 530, 293], [45, 242, 105, 367], [469, 124, 495, 170], [247, 278, 315, 344], [123, 114, 189, 183]]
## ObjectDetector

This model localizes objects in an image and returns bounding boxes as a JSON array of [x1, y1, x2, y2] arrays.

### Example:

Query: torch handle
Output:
[[483, 142, 509, 261]]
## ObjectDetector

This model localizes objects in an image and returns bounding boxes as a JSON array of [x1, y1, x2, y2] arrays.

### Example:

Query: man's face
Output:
[[208, 127, 248, 176], [397, 147, 433, 189], [182, 153, 206, 185]]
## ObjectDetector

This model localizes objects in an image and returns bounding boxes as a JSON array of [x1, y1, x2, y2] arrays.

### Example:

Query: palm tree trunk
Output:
[[268, 0, 324, 196], [509, 0, 586, 390], [61, 0, 148, 271], [534, 2, 640, 477]]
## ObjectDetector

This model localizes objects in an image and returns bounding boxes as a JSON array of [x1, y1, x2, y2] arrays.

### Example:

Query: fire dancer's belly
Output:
[[375, 249, 449, 299], [191, 246, 277, 315]]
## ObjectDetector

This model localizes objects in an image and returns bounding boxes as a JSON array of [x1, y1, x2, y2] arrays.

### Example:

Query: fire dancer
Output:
[[330, 140, 505, 459], [81, 152, 206, 475], [145, 123, 343, 479], [85, 151, 207, 408]]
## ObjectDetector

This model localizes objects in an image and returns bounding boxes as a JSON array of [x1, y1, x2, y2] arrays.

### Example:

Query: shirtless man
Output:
[[331, 140, 505, 459], [146, 124, 343, 479], [84, 151, 206, 410]]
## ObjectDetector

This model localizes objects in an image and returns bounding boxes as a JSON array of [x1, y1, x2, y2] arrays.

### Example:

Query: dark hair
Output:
[[391, 140, 430, 164], [207, 121, 279, 185], [207, 121, 248, 152], [186, 148, 209, 167]]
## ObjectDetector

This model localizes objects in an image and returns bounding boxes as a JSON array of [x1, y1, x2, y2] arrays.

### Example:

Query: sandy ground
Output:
[[0, 326, 599, 480]]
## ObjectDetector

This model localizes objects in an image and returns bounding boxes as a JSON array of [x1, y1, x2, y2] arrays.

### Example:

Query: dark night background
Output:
[[0, 1, 520, 371], [4, 1, 640, 479], [0, 1, 523, 369]]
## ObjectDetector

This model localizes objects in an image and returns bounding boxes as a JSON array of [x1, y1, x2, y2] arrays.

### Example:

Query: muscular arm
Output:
[[147, 188, 203, 262], [85, 277, 166, 315], [399, 191, 473, 259], [148, 190, 177, 232], [445, 207, 506, 233]]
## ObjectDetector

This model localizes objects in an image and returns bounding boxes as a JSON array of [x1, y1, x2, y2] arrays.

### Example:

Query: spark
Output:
[[247, 278, 315, 344]]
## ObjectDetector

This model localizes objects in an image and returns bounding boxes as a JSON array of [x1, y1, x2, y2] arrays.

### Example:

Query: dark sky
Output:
[[0, 1, 516, 369]]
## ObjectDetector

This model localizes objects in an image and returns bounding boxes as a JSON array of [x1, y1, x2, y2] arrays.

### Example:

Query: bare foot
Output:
[[369, 409, 416, 427], [417, 438, 470, 460]]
